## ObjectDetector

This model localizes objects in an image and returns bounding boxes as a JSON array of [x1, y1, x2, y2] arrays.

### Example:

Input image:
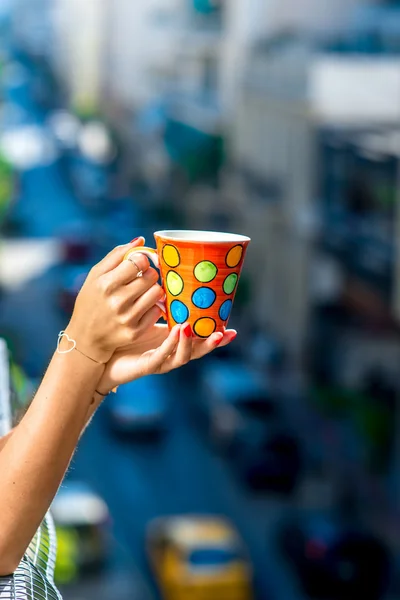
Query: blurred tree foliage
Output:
[[193, 0, 221, 14], [164, 119, 225, 185], [0, 154, 14, 224]]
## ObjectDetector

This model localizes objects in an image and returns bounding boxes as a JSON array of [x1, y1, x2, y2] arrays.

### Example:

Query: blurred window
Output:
[[236, 397, 276, 419], [193, 0, 222, 15], [188, 547, 241, 568], [203, 56, 218, 94]]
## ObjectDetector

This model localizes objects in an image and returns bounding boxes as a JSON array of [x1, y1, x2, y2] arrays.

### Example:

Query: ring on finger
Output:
[[128, 257, 143, 278]]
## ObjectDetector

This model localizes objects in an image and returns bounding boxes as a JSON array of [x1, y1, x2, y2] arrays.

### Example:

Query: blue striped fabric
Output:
[[0, 341, 62, 598], [0, 512, 61, 599]]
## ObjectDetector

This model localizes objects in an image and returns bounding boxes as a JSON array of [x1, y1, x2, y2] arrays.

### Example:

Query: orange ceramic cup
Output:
[[123, 230, 250, 338]]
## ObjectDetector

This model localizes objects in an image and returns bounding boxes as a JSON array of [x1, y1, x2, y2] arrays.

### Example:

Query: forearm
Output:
[[0, 430, 15, 453], [0, 349, 104, 574], [0, 391, 106, 452], [83, 390, 106, 430]]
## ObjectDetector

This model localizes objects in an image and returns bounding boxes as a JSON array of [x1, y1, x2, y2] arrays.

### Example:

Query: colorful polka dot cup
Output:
[[123, 230, 250, 338]]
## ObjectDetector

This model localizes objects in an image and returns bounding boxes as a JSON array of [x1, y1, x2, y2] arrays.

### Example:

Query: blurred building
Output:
[[47, 0, 400, 370], [51, 0, 107, 114], [50, 1, 222, 116], [218, 0, 400, 366]]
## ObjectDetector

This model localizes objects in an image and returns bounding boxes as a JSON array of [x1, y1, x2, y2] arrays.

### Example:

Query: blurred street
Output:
[[0, 46, 302, 600], [0, 264, 305, 600], [2, 1, 400, 600]]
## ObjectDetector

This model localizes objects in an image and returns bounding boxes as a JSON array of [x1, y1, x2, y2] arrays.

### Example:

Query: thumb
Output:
[[96, 236, 145, 274]]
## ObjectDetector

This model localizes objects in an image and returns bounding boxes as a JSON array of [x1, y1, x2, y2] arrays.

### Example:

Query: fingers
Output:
[[158, 326, 237, 374], [95, 237, 145, 275], [148, 325, 181, 371], [129, 282, 165, 321], [173, 323, 193, 365], [215, 329, 237, 348], [161, 323, 193, 373], [190, 331, 223, 359], [112, 252, 151, 285], [137, 304, 163, 335], [114, 267, 159, 304], [190, 329, 237, 360]]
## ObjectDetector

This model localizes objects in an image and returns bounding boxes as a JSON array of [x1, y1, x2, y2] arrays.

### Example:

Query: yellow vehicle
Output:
[[51, 481, 110, 584], [147, 515, 254, 600]]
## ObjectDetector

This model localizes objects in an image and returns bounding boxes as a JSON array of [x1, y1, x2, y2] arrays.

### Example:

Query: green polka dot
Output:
[[223, 273, 238, 295], [194, 261, 217, 283], [166, 271, 184, 296]]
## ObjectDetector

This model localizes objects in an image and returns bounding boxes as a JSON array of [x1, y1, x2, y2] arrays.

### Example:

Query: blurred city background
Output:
[[1, 0, 400, 598]]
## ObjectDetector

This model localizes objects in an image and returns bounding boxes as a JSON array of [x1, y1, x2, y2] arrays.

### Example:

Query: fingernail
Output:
[[130, 236, 145, 244], [228, 331, 237, 341], [214, 334, 224, 346], [183, 323, 192, 338]]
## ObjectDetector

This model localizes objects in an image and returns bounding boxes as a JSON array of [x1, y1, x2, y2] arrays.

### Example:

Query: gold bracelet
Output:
[[57, 331, 105, 365]]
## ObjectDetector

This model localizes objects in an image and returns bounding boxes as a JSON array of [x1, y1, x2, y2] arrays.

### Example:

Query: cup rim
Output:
[[154, 230, 251, 243]]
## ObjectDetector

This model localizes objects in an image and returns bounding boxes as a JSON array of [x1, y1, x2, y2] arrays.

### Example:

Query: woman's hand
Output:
[[65, 238, 165, 363], [97, 323, 237, 392]]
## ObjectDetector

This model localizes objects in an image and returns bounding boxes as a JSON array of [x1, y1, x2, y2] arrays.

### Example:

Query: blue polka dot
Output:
[[192, 287, 216, 309], [219, 299, 232, 321], [170, 300, 189, 324]]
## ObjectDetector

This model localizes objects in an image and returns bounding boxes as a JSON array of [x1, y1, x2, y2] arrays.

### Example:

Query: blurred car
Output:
[[98, 196, 143, 248], [60, 235, 91, 264], [47, 110, 81, 152], [108, 376, 168, 436], [147, 515, 254, 600], [57, 221, 94, 265], [197, 360, 302, 493], [51, 481, 110, 583], [0, 124, 58, 170], [56, 222, 94, 314], [278, 512, 391, 600], [196, 360, 268, 446], [0, 103, 29, 131], [1, 62, 30, 96], [68, 121, 116, 207], [69, 155, 110, 206], [57, 264, 91, 315], [47, 110, 81, 178]]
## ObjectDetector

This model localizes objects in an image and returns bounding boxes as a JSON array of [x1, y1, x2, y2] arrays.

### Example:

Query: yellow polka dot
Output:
[[162, 245, 180, 268], [193, 317, 216, 338], [226, 245, 243, 268]]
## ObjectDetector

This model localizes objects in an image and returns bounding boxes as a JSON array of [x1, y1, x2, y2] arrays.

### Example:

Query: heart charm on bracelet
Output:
[[57, 330, 77, 354]]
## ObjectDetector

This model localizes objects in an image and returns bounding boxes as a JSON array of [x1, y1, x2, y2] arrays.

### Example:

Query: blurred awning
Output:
[[0, 238, 62, 290], [164, 107, 225, 182], [193, 0, 223, 15]]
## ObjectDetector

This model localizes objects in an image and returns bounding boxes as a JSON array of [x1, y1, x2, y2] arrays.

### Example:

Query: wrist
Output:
[[55, 342, 105, 381], [94, 387, 108, 398], [96, 373, 112, 396], [97, 366, 120, 396], [65, 322, 113, 364]]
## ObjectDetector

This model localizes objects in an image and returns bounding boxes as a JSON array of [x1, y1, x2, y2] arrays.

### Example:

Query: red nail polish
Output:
[[183, 323, 192, 337], [130, 237, 140, 243], [229, 331, 237, 341], [214, 334, 224, 346]]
